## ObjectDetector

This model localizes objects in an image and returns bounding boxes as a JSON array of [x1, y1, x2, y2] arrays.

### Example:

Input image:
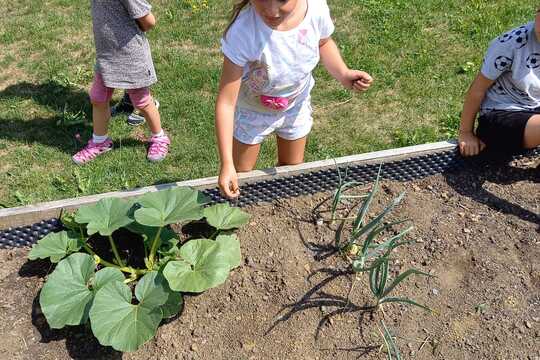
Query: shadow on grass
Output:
[[0, 81, 143, 154], [444, 150, 539, 232], [0, 81, 91, 153]]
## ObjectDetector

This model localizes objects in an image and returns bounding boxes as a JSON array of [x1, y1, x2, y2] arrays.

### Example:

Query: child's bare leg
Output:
[[138, 99, 162, 134], [127, 89, 162, 134], [233, 138, 260, 172], [128, 89, 169, 161], [524, 115, 540, 149], [276, 136, 307, 166], [92, 101, 110, 136]]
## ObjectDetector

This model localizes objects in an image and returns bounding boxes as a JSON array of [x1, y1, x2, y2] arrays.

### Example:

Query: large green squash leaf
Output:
[[40, 253, 95, 328], [75, 198, 134, 236], [204, 203, 250, 230], [136, 271, 183, 318], [163, 239, 230, 293], [28, 231, 83, 263], [134, 187, 207, 227], [126, 222, 178, 250], [161, 289, 183, 319], [39, 254, 125, 329], [90, 272, 170, 352], [216, 234, 242, 270], [93, 268, 125, 292]]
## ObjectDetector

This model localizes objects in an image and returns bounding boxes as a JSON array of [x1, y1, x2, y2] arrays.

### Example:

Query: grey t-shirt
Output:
[[91, 0, 157, 89], [480, 21, 540, 115]]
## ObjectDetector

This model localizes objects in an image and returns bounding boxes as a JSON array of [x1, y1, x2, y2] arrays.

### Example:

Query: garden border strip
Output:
[[1, 141, 538, 249]]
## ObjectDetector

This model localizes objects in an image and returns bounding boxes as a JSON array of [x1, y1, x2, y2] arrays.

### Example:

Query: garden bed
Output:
[[0, 157, 538, 360]]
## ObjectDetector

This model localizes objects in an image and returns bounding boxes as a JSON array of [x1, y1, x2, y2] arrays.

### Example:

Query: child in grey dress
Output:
[[73, 0, 169, 164]]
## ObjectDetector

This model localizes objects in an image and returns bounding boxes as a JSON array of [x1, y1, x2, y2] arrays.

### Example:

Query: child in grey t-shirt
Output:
[[459, 8, 540, 156], [72, 0, 170, 165]]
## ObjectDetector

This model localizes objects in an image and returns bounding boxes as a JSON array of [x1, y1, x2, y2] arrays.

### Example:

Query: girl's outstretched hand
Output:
[[219, 164, 240, 199], [341, 70, 373, 92]]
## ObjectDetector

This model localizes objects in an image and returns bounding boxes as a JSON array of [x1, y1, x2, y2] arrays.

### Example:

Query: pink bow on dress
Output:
[[260, 95, 289, 110]]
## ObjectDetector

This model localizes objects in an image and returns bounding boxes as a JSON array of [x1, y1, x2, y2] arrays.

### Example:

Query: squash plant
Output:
[[28, 187, 249, 352]]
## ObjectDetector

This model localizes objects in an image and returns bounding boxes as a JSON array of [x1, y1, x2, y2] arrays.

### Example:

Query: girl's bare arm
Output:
[[137, 12, 156, 32], [215, 56, 243, 198], [319, 37, 373, 91]]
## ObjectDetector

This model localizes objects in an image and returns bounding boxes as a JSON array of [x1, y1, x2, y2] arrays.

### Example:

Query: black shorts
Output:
[[476, 110, 536, 153]]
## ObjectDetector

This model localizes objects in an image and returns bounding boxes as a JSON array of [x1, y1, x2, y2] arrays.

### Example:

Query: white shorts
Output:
[[233, 96, 313, 145]]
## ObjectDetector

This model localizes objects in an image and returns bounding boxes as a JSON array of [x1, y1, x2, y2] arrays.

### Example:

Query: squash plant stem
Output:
[[108, 235, 125, 267], [148, 226, 163, 268]]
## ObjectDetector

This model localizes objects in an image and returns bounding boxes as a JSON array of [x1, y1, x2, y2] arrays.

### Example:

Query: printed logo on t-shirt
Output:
[[498, 25, 528, 49], [494, 56, 513, 72], [526, 53, 540, 69], [246, 61, 270, 94]]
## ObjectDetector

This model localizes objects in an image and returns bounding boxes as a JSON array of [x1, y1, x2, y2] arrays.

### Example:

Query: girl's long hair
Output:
[[224, 0, 250, 38]]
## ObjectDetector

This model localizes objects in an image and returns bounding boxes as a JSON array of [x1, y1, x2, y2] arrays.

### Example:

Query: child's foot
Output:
[[128, 99, 160, 126], [147, 133, 170, 162], [72, 138, 113, 165], [110, 93, 133, 117]]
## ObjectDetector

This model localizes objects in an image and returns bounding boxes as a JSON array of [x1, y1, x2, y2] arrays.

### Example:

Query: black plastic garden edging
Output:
[[0, 147, 538, 249]]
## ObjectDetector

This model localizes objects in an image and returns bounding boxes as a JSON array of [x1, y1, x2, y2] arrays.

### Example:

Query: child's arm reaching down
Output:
[[319, 37, 373, 91], [215, 56, 244, 199], [137, 12, 156, 32], [458, 73, 494, 156]]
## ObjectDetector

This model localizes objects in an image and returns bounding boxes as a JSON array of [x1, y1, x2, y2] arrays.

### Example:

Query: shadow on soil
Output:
[[0, 81, 144, 154], [267, 266, 376, 338], [266, 208, 379, 357], [444, 150, 539, 232]]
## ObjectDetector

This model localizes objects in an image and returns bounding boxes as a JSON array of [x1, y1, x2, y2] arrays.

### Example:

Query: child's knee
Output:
[[127, 88, 152, 109], [90, 98, 110, 107], [235, 164, 255, 172], [278, 159, 303, 166], [524, 115, 540, 148], [89, 73, 113, 104]]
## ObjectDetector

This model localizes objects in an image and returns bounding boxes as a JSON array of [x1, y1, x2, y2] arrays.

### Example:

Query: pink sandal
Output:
[[147, 134, 170, 162], [72, 138, 113, 165]]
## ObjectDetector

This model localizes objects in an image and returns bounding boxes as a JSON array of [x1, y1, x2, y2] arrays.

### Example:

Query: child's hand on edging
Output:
[[341, 70, 373, 92], [219, 164, 240, 199], [459, 131, 486, 157]]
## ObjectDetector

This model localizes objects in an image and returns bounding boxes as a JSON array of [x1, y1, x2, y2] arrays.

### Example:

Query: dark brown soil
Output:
[[0, 158, 538, 360]]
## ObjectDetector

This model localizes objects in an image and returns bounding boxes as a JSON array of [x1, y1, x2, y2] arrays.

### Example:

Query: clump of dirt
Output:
[[0, 158, 538, 359]]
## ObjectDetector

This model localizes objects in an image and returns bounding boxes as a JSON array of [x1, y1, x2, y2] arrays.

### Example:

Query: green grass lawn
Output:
[[0, 0, 533, 207]]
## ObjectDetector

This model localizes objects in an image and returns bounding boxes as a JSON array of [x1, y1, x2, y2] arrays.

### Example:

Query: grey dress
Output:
[[91, 0, 157, 89]]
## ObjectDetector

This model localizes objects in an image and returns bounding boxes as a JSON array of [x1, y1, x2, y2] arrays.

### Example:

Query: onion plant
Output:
[[379, 319, 402, 360], [368, 257, 432, 311], [28, 187, 249, 352], [328, 165, 434, 356]]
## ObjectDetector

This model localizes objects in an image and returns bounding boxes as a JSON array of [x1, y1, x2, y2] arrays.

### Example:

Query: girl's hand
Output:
[[341, 70, 373, 92], [218, 164, 240, 199], [459, 131, 486, 156]]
